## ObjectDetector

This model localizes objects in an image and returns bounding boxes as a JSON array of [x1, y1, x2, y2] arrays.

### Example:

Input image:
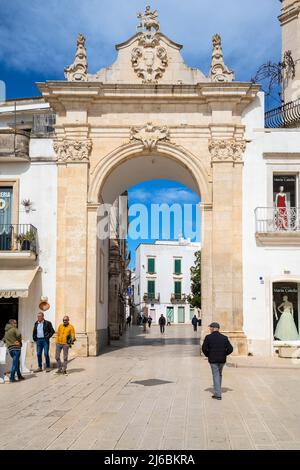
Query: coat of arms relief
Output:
[[131, 6, 168, 83]]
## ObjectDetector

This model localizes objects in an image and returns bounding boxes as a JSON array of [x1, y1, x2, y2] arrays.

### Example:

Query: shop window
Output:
[[273, 282, 299, 341]]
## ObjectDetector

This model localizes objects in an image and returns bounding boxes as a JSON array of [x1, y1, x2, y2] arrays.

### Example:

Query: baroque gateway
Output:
[[0, 2, 300, 359]]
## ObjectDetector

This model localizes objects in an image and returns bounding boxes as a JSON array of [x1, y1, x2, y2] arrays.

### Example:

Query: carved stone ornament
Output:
[[131, 41, 168, 83], [53, 139, 92, 162], [209, 34, 234, 83], [64, 33, 88, 82], [137, 5, 160, 33], [208, 139, 246, 163], [130, 122, 170, 150], [132, 6, 167, 83]]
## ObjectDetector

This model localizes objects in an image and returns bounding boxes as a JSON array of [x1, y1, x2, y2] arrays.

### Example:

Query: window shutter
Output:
[[148, 258, 155, 273], [148, 280, 155, 295], [174, 259, 181, 274], [174, 281, 181, 295]]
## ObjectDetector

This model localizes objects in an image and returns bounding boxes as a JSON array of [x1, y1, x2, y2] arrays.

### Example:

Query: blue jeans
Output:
[[36, 338, 50, 368], [9, 349, 22, 381], [210, 363, 225, 398]]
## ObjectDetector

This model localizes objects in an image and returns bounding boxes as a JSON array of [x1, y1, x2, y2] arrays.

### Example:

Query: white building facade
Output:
[[132, 240, 201, 324]]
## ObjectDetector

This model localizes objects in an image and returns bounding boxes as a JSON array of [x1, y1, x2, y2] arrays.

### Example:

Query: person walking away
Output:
[[55, 316, 76, 375], [191, 314, 198, 332], [126, 315, 132, 327], [147, 316, 152, 328], [202, 322, 233, 400], [142, 314, 148, 332], [3, 319, 25, 383], [33, 310, 55, 372], [159, 314, 166, 333]]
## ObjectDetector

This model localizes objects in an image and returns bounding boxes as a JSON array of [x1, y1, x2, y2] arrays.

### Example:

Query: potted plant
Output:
[[16, 230, 35, 251], [21, 198, 32, 213]]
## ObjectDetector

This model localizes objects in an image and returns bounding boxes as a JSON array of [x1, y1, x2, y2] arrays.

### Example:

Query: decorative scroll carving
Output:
[[64, 33, 88, 82], [130, 122, 170, 150], [209, 34, 234, 83], [208, 139, 246, 163], [131, 41, 168, 83], [53, 139, 92, 162]]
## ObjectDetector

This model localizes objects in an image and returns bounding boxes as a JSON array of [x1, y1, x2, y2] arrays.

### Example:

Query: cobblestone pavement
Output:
[[1, 325, 300, 450]]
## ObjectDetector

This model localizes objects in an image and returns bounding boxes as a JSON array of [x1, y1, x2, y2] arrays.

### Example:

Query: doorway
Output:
[[178, 306, 185, 323], [0, 298, 19, 339]]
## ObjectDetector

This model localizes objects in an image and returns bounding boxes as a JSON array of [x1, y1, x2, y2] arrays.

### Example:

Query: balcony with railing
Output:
[[0, 224, 38, 261], [0, 130, 30, 161], [170, 293, 187, 304], [265, 99, 300, 128], [143, 292, 160, 303], [255, 207, 300, 245], [31, 113, 56, 137]]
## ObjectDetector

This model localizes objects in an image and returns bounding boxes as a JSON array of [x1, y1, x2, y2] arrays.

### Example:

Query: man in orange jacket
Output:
[[55, 316, 75, 375]]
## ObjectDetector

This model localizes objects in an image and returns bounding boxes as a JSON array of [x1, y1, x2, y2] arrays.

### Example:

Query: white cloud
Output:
[[0, 0, 281, 81], [128, 186, 199, 204]]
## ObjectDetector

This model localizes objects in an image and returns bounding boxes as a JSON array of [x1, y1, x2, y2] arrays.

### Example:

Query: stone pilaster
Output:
[[54, 137, 92, 356], [209, 138, 247, 355]]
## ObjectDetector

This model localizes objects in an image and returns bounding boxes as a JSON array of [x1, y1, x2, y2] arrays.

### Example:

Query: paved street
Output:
[[1, 325, 300, 450]]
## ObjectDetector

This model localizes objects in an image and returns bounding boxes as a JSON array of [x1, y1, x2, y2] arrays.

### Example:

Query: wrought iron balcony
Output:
[[0, 224, 38, 254], [31, 113, 56, 137], [265, 99, 300, 128], [170, 293, 187, 304], [0, 130, 30, 161], [255, 207, 300, 233], [143, 292, 160, 303]]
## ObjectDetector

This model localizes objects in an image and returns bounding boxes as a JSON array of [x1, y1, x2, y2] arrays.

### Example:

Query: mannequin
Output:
[[275, 186, 288, 230], [274, 295, 299, 340]]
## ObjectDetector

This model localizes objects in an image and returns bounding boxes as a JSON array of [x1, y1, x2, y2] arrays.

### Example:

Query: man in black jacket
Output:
[[202, 322, 233, 400], [33, 311, 55, 372]]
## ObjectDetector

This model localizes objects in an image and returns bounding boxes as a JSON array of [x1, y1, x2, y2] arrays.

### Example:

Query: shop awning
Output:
[[0, 266, 40, 298]]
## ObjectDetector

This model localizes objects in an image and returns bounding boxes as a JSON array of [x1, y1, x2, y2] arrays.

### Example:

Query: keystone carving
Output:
[[130, 122, 170, 150]]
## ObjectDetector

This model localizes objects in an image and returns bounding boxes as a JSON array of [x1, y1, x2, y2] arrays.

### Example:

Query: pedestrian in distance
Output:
[[32, 300, 55, 372], [147, 316, 152, 328], [202, 322, 233, 400], [3, 319, 25, 383], [159, 314, 166, 333], [142, 314, 148, 332], [55, 316, 76, 375], [191, 314, 198, 332], [126, 315, 132, 327]]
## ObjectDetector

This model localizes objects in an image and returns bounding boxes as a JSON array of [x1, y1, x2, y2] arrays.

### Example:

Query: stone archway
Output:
[[38, 8, 259, 355], [85, 141, 213, 354]]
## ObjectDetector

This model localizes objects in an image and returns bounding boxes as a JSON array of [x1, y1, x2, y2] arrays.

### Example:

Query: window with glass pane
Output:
[[174, 281, 181, 299], [148, 280, 155, 297], [0, 187, 13, 250], [174, 259, 181, 274], [148, 258, 155, 273]]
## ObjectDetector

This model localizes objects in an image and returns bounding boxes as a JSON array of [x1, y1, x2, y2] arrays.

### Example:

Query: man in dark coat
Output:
[[202, 322, 233, 400], [33, 311, 55, 372], [191, 315, 198, 331], [158, 314, 166, 333]]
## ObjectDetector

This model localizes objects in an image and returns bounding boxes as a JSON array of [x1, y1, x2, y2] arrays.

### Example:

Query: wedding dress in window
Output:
[[274, 302, 299, 341]]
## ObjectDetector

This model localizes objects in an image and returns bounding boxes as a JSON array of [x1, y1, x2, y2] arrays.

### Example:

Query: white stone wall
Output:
[[0, 139, 57, 340]]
